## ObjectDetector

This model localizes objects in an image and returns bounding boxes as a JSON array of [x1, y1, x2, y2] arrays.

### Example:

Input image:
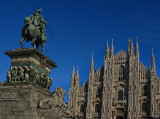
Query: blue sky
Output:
[[0, 0, 160, 102]]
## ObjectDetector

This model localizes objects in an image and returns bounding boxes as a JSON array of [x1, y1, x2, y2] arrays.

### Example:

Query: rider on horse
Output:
[[20, 9, 47, 53], [24, 9, 47, 42]]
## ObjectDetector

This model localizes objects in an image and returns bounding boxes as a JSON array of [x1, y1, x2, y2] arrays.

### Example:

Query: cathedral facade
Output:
[[68, 40, 160, 119]]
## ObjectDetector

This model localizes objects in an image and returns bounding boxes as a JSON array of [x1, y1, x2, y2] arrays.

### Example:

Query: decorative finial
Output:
[[76, 66, 79, 76], [151, 48, 155, 71], [107, 39, 108, 48], [128, 38, 130, 43], [152, 48, 154, 57], [90, 52, 94, 72]]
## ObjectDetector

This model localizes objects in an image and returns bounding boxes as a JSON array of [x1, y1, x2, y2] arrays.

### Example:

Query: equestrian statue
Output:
[[20, 9, 47, 53]]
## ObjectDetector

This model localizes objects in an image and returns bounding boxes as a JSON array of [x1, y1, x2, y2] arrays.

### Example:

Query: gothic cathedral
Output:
[[68, 39, 160, 119]]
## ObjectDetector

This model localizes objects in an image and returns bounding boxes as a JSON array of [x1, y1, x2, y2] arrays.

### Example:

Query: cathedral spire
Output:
[[75, 66, 79, 87], [130, 37, 134, 56], [135, 38, 139, 58], [127, 38, 131, 56], [105, 39, 109, 59], [76, 66, 79, 77], [70, 66, 75, 86], [90, 53, 94, 72], [110, 39, 114, 58], [150, 48, 156, 72]]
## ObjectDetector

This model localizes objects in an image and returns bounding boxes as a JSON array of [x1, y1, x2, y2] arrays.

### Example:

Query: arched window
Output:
[[118, 90, 123, 100], [95, 104, 100, 112], [142, 86, 147, 96], [142, 102, 147, 112], [116, 116, 124, 119], [119, 66, 125, 81], [80, 104, 84, 112]]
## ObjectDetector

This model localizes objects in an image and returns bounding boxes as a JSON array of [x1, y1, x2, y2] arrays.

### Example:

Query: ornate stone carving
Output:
[[6, 66, 53, 90], [38, 87, 73, 118]]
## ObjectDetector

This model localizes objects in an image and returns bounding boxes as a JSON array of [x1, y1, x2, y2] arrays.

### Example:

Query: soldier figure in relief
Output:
[[7, 70, 11, 83], [23, 66, 29, 82]]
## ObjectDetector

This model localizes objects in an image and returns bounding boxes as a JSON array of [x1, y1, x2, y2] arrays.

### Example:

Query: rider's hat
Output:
[[37, 9, 42, 13]]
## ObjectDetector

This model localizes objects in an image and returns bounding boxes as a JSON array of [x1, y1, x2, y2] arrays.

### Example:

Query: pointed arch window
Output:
[[118, 90, 123, 100], [80, 104, 85, 112], [95, 104, 100, 112], [119, 65, 125, 81], [142, 102, 147, 112], [142, 85, 147, 96]]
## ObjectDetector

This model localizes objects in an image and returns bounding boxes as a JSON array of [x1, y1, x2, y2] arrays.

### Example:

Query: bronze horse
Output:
[[20, 17, 47, 53]]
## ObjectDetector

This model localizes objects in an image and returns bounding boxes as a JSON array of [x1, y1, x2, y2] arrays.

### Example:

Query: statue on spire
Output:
[[20, 9, 47, 53]]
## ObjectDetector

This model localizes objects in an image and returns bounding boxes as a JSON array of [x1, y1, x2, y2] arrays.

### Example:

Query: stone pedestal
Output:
[[0, 48, 57, 119], [0, 85, 51, 119], [4, 48, 57, 90]]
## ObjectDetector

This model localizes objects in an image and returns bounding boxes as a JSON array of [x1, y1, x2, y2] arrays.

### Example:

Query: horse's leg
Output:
[[20, 37, 25, 49], [31, 38, 37, 49], [41, 42, 45, 54]]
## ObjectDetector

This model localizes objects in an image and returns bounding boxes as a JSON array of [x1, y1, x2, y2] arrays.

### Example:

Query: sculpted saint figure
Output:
[[20, 9, 47, 53]]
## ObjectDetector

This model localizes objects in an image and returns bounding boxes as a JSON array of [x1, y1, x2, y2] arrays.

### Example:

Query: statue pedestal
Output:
[[0, 48, 57, 119], [4, 48, 57, 90]]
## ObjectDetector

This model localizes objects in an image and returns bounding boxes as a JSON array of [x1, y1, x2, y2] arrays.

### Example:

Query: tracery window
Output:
[[80, 104, 85, 112], [95, 104, 100, 112], [119, 65, 125, 81], [118, 90, 123, 100], [142, 102, 147, 112]]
